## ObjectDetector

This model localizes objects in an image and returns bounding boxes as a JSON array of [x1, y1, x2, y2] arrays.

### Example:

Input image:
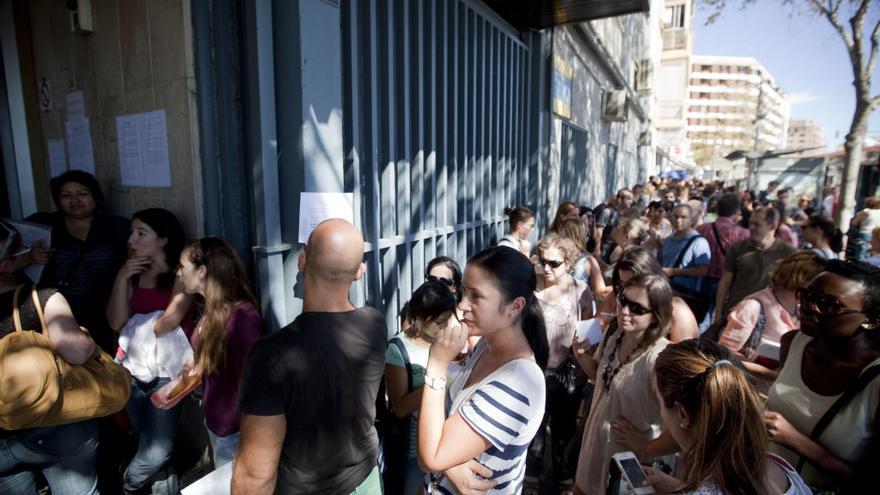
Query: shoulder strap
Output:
[[797, 363, 880, 471], [390, 337, 413, 393], [711, 222, 727, 256], [12, 284, 49, 335], [673, 234, 704, 269]]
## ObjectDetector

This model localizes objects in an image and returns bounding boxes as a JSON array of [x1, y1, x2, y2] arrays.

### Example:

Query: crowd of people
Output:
[[0, 170, 879, 495]]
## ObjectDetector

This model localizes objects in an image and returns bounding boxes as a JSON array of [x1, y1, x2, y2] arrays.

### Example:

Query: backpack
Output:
[[702, 297, 766, 358]]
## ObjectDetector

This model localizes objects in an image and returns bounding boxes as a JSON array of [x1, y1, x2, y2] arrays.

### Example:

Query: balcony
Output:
[[663, 28, 687, 50]]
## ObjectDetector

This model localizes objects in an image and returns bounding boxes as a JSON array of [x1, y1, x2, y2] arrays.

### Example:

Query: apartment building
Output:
[[653, 0, 697, 167], [687, 55, 790, 168], [787, 119, 826, 153]]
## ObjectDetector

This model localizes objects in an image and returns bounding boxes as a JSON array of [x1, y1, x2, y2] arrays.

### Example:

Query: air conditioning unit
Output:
[[603, 90, 628, 122], [68, 0, 95, 34]]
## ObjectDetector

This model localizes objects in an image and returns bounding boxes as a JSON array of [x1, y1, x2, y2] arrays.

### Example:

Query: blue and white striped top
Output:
[[426, 340, 546, 494]]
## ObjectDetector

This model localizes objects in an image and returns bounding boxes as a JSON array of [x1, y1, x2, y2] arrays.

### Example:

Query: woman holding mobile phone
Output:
[[646, 339, 811, 494], [573, 274, 674, 495], [418, 246, 547, 494], [383, 280, 457, 494]]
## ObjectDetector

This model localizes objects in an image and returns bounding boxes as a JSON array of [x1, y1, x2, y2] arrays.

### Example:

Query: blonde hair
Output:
[[615, 217, 650, 245], [655, 340, 768, 494], [536, 233, 580, 266], [769, 251, 824, 291], [555, 219, 588, 253]]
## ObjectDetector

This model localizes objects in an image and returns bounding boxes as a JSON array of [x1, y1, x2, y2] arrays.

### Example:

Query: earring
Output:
[[679, 422, 687, 429]]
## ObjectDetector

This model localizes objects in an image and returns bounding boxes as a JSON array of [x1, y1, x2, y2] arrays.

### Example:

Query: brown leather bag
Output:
[[0, 285, 131, 430]]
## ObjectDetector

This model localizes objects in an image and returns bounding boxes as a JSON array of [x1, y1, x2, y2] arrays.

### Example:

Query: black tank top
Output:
[[0, 286, 58, 339]]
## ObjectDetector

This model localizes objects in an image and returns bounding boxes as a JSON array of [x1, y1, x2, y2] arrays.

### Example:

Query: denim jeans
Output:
[[206, 425, 239, 468], [0, 419, 100, 495], [123, 377, 181, 493]]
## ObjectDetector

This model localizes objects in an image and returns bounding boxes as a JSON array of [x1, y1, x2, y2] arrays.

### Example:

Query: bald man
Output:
[[233, 219, 387, 495]]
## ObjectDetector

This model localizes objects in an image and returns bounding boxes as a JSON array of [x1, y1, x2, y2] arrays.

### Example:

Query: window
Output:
[[663, 4, 686, 29]]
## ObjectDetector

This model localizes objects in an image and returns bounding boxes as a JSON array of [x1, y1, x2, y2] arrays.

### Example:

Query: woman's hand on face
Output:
[[643, 466, 685, 495], [610, 416, 650, 456], [430, 316, 469, 366], [118, 256, 151, 280], [765, 411, 805, 449]]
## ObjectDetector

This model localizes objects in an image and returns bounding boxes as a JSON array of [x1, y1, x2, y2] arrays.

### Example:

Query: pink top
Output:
[[696, 217, 749, 279], [776, 223, 799, 249], [718, 287, 797, 357], [130, 285, 195, 338]]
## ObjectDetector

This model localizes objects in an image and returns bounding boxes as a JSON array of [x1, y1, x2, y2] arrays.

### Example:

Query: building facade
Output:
[[653, 0, 696, 170], [686, 55, 790, 173], [787, 119, 826, 154], [1, 0, 655, 334]]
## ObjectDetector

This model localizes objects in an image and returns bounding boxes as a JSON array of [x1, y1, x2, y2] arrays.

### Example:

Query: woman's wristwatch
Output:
[[424, 375, 447, 391]]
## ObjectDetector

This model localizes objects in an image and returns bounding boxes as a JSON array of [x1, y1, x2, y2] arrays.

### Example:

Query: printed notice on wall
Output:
[[116, 109, 172, 188], [65, 90, 85, 120], [298, 192, 354, 243], [47, 139, 67, 178], [65, 118, 95, 174]]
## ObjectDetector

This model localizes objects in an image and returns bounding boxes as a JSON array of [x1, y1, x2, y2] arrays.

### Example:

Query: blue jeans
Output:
[[123, 377, 181, 493], [700, 277, 720, 334], [0, 420, 100, 494], [206, 425, 239, 468]]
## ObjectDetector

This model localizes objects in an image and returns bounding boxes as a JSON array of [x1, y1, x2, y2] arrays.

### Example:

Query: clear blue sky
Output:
[[693, 1, 880, 149]]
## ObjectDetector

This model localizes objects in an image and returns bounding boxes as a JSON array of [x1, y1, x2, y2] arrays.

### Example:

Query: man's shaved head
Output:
[[303, 219, 365, 283]]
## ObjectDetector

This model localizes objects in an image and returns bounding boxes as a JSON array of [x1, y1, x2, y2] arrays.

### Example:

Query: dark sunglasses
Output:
[[617, 292, 651, 316], [426, 274, 455, 288], [538, 257, 565, 269], [796, 287, 863, 318]]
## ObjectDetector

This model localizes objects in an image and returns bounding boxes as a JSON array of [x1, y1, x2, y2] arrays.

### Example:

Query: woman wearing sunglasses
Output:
[[573, 273, 676, 495], [592, 248, 698, 342], [524, 234, 593, 495], [425, 256, 463, 301], [765, 260, 880, 492]]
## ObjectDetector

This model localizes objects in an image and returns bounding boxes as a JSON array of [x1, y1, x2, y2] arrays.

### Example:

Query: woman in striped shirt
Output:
[[418, 246, 548, 494]]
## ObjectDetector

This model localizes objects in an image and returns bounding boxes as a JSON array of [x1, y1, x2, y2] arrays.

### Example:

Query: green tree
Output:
[[704, 0, 880, 226]]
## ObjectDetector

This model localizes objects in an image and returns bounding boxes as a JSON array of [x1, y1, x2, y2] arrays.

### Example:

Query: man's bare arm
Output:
[[232, 413, 286, 495]]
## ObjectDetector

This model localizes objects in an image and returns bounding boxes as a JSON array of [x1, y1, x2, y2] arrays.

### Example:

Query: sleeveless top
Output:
[[767, 331, 880, 487], [536, 278, 584, 369]]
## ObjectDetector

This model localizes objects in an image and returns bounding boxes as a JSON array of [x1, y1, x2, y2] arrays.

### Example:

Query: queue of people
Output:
[[2, 170, 879, 495]]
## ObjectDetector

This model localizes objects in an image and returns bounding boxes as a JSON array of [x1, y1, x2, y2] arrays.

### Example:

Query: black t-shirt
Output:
[[238, 307, 388, 495]]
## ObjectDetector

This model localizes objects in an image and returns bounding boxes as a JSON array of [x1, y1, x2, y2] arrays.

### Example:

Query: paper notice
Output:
[[117, 109, 171, 188], [142, 110, 171, 187], [297, 192, 355, 243], [575, 318, 603, 346], [65, 90, 85, 121], [47, 139, 67, 178], [65, 118, 95, 174], [3, 219, 52, 283]]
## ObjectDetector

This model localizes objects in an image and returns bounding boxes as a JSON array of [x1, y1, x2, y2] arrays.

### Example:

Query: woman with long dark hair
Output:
[[175, 237, 263, 467], [107, 208, 192, 493], [801, 214, 843, 259], [645, 339, 810, 494], [418, 246, 547, 494]]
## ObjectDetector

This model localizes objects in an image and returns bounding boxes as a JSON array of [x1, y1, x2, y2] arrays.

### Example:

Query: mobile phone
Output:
[[609, 451, 653, 494]]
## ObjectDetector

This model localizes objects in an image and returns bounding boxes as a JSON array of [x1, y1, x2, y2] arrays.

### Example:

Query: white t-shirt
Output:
[[426, 340, 546, 494]]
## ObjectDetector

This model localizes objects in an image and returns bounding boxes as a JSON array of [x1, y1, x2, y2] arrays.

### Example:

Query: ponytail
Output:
[[522, 296, 548, 370], [830, 228, 844, 254], [656, 340, 768, 495], [504, 206, 535, 234]]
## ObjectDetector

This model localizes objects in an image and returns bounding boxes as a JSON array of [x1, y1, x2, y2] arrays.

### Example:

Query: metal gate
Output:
[[341, 0, 536, 331]]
